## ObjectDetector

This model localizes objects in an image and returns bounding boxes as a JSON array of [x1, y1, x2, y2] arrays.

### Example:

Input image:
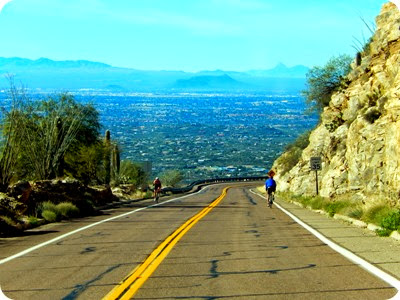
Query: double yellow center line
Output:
[[103, 187, 229, 300]]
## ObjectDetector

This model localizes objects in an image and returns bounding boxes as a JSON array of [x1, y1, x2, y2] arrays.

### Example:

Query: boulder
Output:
[[7, 181, 32, 203], [0, 193, 26, 216]]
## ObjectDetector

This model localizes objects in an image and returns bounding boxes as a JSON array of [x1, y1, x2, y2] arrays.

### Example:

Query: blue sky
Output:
[[0, 0, 387, 72]]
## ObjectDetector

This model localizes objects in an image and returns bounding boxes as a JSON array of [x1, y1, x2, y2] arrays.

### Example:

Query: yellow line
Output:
[[103, 187, 229, 300]]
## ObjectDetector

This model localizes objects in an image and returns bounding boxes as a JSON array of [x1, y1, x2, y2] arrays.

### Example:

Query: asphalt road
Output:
[[0, 183, 397, 299]]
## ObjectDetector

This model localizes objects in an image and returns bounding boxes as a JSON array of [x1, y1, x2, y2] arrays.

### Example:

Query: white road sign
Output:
[[310, 157, 322, 171]]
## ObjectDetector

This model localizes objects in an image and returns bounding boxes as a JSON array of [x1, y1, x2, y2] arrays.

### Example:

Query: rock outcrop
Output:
[[273, 2, 400, 204]]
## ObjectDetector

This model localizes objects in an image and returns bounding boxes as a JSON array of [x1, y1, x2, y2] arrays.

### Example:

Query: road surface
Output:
[[0, 183, 396, 299]]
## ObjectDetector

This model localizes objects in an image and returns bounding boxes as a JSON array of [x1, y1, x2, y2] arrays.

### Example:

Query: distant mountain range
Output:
[[0, 57, 309, 92]]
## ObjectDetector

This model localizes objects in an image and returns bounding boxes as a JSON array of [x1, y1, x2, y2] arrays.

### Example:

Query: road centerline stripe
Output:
[[103, 187, 229, 300]]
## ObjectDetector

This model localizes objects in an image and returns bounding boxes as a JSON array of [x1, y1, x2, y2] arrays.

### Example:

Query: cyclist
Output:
[[153, 177, 162, 202], [265, 170, 276, 208]]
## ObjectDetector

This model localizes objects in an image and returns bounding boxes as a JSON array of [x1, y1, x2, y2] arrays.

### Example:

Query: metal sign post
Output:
[[310, 157, 322, 196]]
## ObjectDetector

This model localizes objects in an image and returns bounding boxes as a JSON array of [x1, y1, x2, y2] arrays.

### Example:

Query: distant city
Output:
[[0, 57, 317, 184], [74, 91, 317, 183]]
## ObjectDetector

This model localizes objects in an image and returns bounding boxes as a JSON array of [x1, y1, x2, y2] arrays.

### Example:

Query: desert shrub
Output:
[[324, 201, 350, 217], [277, 131, 312, 176], [42, 210, 58, 222], [302, 54, 353, 112], [347, 208, 364, 220], [56, 202, 80, 219], [65, 143, 105, 185], [362, 204, 394, 225], [284, 131, 312, 152], [325, 115, 344, 133], [118, 160, 148, 186], [275, 147, 302, 176], [280, 192, 359, 218], [380, 210, 400, 231], [37, 201, 57, 216], [37, 201, 61, 221], [310, 197, 326, 210], [376, 228, 392, 237], [160, 169, 183, 187], [28, 216, 40, 227]]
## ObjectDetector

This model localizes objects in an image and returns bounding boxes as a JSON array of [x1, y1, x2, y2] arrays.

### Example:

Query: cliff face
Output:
[[273, 3, 400, 204]]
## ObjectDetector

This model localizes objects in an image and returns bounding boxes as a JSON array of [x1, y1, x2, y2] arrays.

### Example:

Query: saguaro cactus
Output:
[[55, 116, 64, 178], [104, 130, 111, 185], [113, 144, 121, 176]]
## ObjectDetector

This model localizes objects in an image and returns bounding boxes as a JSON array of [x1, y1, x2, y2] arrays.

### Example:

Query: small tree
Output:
[[118, 160, 147, 187], [161, 170, 183, 187], [64, 142, 105, 185], [302, 55, 352, 112]]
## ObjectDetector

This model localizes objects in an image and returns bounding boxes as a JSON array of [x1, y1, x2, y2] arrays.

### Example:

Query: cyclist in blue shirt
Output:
[[265, 170, 276, 207]]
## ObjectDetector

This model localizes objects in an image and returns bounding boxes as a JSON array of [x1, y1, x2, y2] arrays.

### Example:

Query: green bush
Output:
[[37, 201, 57, 216], [376, 228, 392, 237], [42, 210, 58, 222], [324, 201, 350, 217], [38, 201, 63, 221], [347, 208, 364, 220], [56, 202, 80, 219], [65, 143, 105, 185], [380, 210, 400, 231], [302, 54, 353, 112], [28, 216, 40, 227], [310, 197, 326, 210], [118, 160, 148, 186], [280, 192, 359, 218], [362, 205, 394, 225], [160, 169, 184, 187], [277, 131, 312, 176], [39, 201, 57, 211]]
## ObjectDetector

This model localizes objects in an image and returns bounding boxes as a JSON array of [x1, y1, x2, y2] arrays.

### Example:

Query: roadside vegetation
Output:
[[274, 130, 311, 176], [275, 54, 354, 177], [277, 192, 400, 237], [0, 78, 184, 236], [302, 54, 353, 113]]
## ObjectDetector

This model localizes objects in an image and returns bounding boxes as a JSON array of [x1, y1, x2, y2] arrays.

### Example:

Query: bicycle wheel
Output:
[[268, 194, 274, 208]]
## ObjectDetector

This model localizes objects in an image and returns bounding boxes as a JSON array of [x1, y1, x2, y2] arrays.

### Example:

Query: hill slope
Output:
[[272, 2, 400, 204]]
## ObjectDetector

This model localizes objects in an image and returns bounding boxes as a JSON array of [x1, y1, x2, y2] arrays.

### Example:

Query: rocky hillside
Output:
[[273, 2, 400, 204]]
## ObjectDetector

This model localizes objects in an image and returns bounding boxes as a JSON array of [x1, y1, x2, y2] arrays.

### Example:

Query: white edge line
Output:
[[0, 187, 209, 266], [250, 190, 400, 297]]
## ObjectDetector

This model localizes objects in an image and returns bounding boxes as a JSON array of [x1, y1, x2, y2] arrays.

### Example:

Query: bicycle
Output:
[[267, 192, 274, 208], [154, 188, 161, 203]]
